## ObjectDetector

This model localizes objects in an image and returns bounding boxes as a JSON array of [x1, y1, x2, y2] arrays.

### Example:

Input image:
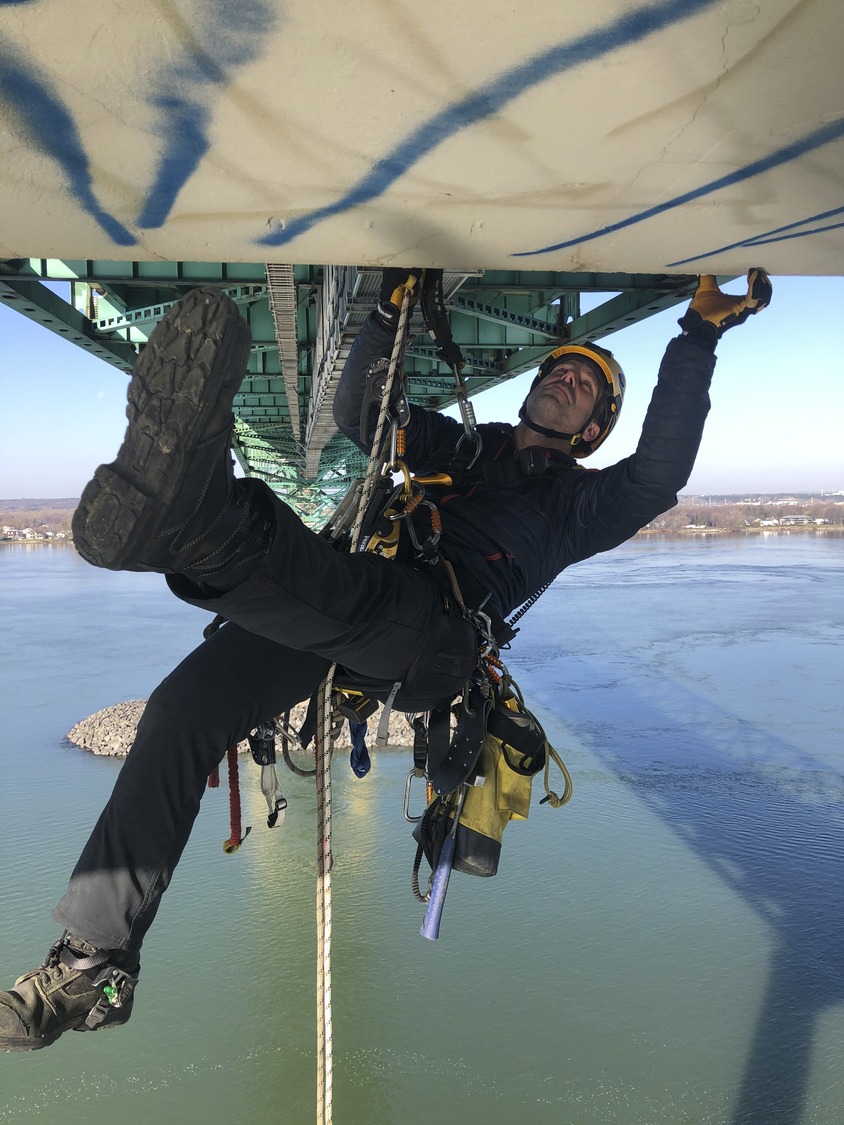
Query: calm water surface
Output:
[[1, 535, 842, 1124]]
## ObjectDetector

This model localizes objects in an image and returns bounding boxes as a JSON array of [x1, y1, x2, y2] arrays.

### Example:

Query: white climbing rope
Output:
[[315, 284, 414, 1124], [350, 282, 415, 551], [315, 666, 336, 1125]]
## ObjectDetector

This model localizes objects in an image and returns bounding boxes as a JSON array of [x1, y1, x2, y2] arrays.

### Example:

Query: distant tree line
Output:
[[648, 499, 844, 533], [2, 497, 842, 540], [0, 507, 74, 534]]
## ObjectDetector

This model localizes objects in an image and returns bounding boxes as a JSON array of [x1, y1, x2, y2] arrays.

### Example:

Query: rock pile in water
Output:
[[67, 700, 148, 757], [66, 698, 415, 756]]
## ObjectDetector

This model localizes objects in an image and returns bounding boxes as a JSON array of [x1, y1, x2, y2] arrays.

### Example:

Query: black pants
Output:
[[53, 495, 476, 953]]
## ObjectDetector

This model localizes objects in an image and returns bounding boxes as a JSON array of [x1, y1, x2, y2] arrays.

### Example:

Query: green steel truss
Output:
[[0, 257, 698, 523]]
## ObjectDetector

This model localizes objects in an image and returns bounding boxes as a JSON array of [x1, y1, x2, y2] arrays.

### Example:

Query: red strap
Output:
[[225, 745, 242, 852]]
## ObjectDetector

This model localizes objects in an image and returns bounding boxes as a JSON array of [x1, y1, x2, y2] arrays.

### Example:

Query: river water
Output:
[[1, 534, 842, 1125]]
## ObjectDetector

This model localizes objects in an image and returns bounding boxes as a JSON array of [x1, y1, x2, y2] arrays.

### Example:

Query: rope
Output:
[[350, 287, 413, 552], [540, 744, 574, 809], [315, 286, 414, 1124], [315, 668, 336, 1125]]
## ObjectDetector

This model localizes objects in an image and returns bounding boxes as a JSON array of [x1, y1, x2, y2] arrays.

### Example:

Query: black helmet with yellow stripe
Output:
[[519, 341, 626, 457]]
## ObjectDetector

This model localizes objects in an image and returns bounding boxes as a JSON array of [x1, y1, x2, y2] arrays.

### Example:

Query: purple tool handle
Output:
[[420, 836, 456, 941]]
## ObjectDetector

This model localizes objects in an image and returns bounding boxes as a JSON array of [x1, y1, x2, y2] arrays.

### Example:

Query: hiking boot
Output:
[[0, 934, 138, 1051], [72, 286, 273, 585]]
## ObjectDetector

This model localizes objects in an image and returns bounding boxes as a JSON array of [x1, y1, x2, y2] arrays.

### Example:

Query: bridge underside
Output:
[[0, 258, 697, 522]]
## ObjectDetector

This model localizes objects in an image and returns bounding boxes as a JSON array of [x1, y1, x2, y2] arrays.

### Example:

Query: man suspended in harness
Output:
[[0, 266, 771, 1051]]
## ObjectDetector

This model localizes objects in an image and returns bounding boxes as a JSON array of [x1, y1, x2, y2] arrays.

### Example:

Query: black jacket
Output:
[[334, 312, 715, 619]]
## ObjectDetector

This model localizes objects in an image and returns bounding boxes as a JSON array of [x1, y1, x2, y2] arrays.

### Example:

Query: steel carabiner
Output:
[[403, 767, 429, 823]]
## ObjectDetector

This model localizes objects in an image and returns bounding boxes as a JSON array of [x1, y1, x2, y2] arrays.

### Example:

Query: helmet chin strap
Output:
[[518, 401, 583, 446]]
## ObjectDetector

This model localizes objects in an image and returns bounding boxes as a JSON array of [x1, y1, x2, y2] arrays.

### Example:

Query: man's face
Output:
[[526, 356, 604, 434]]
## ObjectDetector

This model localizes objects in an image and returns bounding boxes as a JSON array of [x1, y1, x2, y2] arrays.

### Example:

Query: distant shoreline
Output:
[[0, 537, 75, 545], [637, 526, 843, 537], [2, 526, 842, 552], [3, 494, 842, 542]]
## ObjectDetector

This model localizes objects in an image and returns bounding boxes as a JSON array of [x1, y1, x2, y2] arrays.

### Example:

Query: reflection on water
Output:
[[1, 537, 842, 1124]]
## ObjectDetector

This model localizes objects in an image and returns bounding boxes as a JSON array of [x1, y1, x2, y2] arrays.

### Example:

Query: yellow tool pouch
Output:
[[451, 685, 572, 877]]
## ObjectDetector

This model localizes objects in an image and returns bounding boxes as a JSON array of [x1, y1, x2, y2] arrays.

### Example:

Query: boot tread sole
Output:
[[72, 288, 250, 570]]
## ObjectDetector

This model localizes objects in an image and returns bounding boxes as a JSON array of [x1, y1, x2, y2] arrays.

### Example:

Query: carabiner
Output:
[[454, 427, 483, 472], [403, 767, 428, 823], [471, 609, 497, 658]]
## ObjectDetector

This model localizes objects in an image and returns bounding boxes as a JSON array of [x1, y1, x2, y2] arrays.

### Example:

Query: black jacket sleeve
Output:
[[333, 312, 463, 469], [559, 333, 715, 565], [333, 312, 392, 451], [333, 312, 717, 617]]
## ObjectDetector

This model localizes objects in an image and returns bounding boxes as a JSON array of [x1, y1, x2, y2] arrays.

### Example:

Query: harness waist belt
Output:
[[444, 564, 517, 646]]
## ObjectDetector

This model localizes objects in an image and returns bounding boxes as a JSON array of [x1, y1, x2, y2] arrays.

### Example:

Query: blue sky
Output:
[[1, 276, 842, 499]]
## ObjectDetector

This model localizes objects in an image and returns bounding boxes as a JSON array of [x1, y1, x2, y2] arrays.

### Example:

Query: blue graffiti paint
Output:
[[514, 118, 844, 258], [666, 207, 844, 267], [746, 220, 844, 247], [0, 38, 136, 245], [257, 0, 718, 247], [137, 96, 212, 229], [137, 0, 277, 229]]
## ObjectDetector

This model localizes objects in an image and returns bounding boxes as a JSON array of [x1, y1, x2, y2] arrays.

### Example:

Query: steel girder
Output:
[[0, 256, 697, 523], [0, 276, 138, 371]]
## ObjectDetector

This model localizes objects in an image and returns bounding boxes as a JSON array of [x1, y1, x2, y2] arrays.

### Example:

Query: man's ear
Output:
[[582, 421, 601, 444]]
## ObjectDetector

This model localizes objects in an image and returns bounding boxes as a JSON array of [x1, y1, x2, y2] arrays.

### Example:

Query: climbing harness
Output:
[[311, 272, 575, 940], [205, 273, 576, 1121]]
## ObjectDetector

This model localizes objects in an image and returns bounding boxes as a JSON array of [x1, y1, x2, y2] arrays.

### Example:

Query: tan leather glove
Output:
[[378, 268, 424, 319], [678, 268, 772, 346]]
